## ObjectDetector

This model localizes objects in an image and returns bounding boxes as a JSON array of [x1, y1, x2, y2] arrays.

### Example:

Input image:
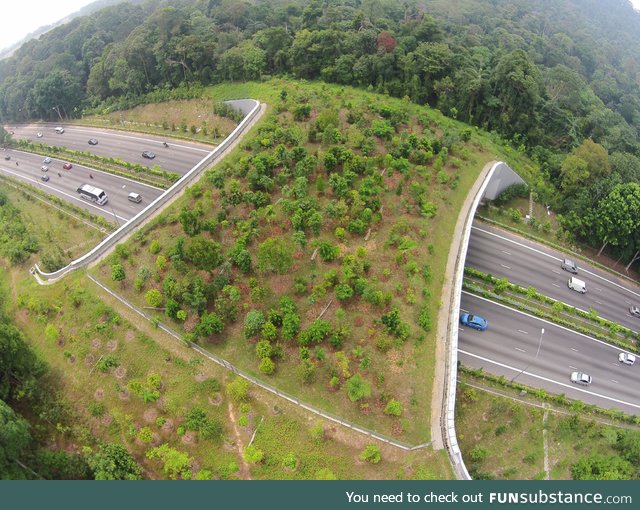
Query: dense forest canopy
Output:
[[0, 0, 639, 262]]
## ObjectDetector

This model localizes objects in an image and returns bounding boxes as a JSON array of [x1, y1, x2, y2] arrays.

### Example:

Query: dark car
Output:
[[142, 150, 156, 159], [63, 162, 73, 170], [460, 313, 488, 331], [88, 138, 98, 145], [41, 174, 50, 182], [4, 155, 10, 160]]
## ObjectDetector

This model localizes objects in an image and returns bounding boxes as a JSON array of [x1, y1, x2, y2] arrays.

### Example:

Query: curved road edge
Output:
[[31, 99, 264, 284], [434, 160, 501, 480]]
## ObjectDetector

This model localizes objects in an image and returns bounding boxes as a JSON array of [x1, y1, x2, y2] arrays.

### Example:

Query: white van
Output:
[[54, 126, 65, 134], [127, 192, 142, 203], [568, 276, 586, 294]]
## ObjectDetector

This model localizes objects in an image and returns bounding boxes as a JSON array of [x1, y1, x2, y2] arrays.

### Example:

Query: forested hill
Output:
[[1, 0, 640, 153]]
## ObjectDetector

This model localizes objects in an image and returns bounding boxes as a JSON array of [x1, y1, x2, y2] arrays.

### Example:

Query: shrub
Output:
[[149, 240, 161, 254], [111, 264, 125, 282], [96, 354, 119, 372], [359, 444, 381, 464], [145, 289, 163, 308], [226, 377, 250, 402], [255, 340, 273, 359], [346, 374, 371, 402], [335, 283, 354, 301], [418, 307, 432, 332], [257, 238, 293, 274], [244, 310, 266, 338], [156, 255, 167, 271], [44, 323, 60, 343], [243, 445, 264, 464], [259, 357, 276, 374], [384, 399, 402, 417], [470, 446, 488, 463], [138, 427, 153, 443]]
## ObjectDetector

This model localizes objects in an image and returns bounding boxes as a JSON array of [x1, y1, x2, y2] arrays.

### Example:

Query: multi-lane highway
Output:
[[459, 292, 640, 415], [1, 123, 219, 222], [466, 222, 640, 331], [0, 148, 163, 222], [8, 123, 213, 175]]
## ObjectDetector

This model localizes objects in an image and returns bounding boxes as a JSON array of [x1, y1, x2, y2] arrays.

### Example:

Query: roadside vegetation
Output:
[[457, 375, 640, 480]]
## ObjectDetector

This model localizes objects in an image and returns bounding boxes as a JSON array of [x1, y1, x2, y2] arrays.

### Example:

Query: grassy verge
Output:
[[456, 373, 639, 479]]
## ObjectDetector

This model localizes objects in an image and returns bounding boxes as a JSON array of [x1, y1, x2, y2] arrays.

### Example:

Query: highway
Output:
[[459, 292, 640, 415], [7, 122, 213, 175], [466, 222, 640, 331], [0, 148, 163, 223]]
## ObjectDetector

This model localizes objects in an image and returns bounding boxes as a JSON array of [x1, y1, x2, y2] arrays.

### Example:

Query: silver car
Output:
[[630, 305, 640, 318], [570, 371, 592, 386], [561, 258, 578, 274], [619, 352, 636, 365], [43, 157, 52, 164]]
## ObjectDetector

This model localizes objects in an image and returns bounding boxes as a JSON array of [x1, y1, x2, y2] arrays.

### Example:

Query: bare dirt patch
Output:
[[143, 408, 159, 424], [91, 338, 102, 351], [114, 366, 127, 379], [208, 393, 223, 406], [181, 431, 198, 445], [100, 414, 114, 427], [106, 340, 118, 352], [94, 388, 105, 400], [125, 330, 135, 342], [161, 418, 175, 433], [84, 353, 95, 365], [194, 372, 207, 382], [118, 389, 130, 400]]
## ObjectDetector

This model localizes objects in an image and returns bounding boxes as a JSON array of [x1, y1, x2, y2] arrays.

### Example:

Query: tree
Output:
[[88, 443, 142, 480], [186, 237, 223, 271], [194, 312, 224, 338], [146, 443, 192, 480], [595, 183, 640, 257], [178, 207, 200, 236], [226, 377, 250, 403], [257, 238, 293, 274], [0, 399, 31, 477], [571, 453, 633, 480], [384, 399, 402, 417], [243, 310, 265, 339]]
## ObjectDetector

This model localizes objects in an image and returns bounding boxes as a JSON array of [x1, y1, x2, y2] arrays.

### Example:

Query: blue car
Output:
[[460, 313, 488, 331]]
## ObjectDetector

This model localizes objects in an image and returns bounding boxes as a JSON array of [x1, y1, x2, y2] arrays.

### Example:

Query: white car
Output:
[[630, 305, 640, 318], [619, 352, 636, 365], [36, 132, 43, 138], [570, 371, 592, 386], [43, 157, 52, 164], [41, 165, 48, 172]]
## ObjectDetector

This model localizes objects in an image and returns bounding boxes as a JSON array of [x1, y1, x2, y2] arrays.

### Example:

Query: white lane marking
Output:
[[460, 308, 469, 313], [461, 291, 623, 352], [594, 287, 602, 292], [594, 300, 603, 305], [501, 250, 511, 255], [611, 380, 619, 384], [515, 347, 526, 353], [568, 365, 577, 370], [552, 270, 561, 275], [570, 348, 579, 352], [552, 283, 561, 287], [517, 329, 528, 334], [0, 166, 130, 222], [472, 226, 640, 299], [459, 349, 640, 410], [500, 264, 511, 270]]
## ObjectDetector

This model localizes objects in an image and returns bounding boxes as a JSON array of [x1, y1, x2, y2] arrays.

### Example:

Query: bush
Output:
[[44, 323, 60, 343], [244, 310, 266, 338], [149, 240, 161, 254], [145, 289, 163, 308], [384, 399, 402, 417], [243, 445, 264, 464], [346, 374, 371, 402], [470, 446, 488, 463], [335, 283, 354, 301], [359, 444, 381, 464], [226, 377, 250, 402], [259, 357, 276, 374], [111, 264, 125, 282]]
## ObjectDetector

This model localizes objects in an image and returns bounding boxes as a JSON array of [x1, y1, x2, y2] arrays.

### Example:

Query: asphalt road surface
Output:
[[459, 292, 640, 415], [466, 222, 640, 332], [0, 148, 163, 223], [8, 123, 213, 175]]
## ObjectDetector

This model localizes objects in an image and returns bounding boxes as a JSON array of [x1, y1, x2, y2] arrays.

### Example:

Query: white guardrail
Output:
[[443, 161, 506, 480], [32, 99, 262, 283]]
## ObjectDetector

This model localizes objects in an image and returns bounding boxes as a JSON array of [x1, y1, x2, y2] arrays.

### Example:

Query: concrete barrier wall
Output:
[[33, 99, 261, 283], [443, 161, 514, 480]]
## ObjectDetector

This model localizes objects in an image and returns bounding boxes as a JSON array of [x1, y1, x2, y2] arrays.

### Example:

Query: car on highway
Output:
[[88, 138, 98, 145], [41, 165, 48, 172], [43, 157, 52, 164], [63, 162, 73, 170], [4, 155, 10, 160], [127, 192, 142, 203], [570, 371, 592, 386], [36, 132, 43, 138], [460, 313, 488, 331], [55, 127, 65, 134], [41, 174, 49, 182], [142, 150, 156, 159], [561, 258, 578, 274], [630, 305, 640, 318], [619, 352, 636, 365], [568, 276, 586, 294]]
